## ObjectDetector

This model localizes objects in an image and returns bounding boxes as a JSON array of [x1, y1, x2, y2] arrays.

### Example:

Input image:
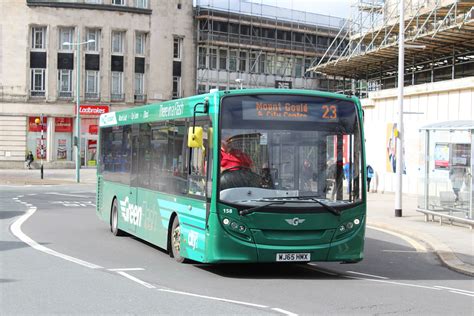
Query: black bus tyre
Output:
[[111, 198, 124, 236], [170, 216, 186, 263]]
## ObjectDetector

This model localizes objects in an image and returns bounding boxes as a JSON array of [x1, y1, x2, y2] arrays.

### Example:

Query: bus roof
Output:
[[99, 88, 358, 127]]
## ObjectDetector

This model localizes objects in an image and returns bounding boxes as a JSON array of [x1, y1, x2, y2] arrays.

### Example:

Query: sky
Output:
[[254, 0, 353, 18]]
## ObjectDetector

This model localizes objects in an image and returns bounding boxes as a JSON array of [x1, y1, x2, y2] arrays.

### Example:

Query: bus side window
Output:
[[188, 119, 211, 197]]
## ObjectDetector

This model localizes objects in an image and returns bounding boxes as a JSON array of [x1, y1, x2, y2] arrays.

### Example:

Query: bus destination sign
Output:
[[242, 101, 339, 122]]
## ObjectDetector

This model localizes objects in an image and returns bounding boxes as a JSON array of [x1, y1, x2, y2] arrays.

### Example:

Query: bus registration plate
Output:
[[276, 253, 310, 262]]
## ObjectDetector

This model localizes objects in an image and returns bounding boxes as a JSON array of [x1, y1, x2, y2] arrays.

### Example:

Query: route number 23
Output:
[[322, 105, 337, 119]]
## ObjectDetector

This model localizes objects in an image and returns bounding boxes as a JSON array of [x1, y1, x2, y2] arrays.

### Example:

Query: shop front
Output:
[[79, 105, 109, 167], [27, 116, 74, 165]]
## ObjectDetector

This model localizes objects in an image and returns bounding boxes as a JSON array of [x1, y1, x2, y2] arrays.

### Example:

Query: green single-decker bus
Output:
[[97, 88, 366, 264]]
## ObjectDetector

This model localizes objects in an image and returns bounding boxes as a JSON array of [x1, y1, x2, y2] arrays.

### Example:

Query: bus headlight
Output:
[[223, 218, 230, 225], [354, 218, 360, 225]]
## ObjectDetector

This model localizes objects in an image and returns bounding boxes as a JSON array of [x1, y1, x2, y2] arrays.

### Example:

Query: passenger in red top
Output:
[[220, 140, 253, 171]]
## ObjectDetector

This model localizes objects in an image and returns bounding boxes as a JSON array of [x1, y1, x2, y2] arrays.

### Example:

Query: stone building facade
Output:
[[0, 0, 195, 168]]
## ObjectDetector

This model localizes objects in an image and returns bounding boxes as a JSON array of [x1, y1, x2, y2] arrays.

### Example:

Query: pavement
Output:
[[1, 168, 472, 276]]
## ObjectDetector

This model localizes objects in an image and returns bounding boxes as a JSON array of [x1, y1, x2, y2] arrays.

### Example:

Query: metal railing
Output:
[[58, 91, 72, 98], [134, 94, 146, 102], [85, 92, 99, 100], [110, 93, 124, 101]]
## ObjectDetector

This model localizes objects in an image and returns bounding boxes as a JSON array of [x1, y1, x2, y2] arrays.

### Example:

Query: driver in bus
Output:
[[219, 137, 260, 190], [220, 138, 253, 172]]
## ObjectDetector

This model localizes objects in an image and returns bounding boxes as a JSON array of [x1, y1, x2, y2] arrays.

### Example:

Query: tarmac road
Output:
[[1, 184, 473, 315]]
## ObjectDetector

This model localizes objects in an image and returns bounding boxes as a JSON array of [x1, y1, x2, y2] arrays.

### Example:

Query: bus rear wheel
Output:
[[170, 216, 186, 263], [111, 198, 124, 236]]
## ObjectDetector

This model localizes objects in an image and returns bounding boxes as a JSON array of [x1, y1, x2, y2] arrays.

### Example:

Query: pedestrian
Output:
[[449, 166, 465, 202], [367, 164, 374, 192], [25, 151, 34, 169], [300, 159, 313, 191]]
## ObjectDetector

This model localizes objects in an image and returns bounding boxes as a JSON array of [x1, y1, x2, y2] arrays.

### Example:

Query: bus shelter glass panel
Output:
[[418, 129, 473, 220]]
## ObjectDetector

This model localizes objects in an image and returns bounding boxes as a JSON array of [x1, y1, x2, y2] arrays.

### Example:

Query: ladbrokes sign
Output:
[[78, 105, 109, 116]]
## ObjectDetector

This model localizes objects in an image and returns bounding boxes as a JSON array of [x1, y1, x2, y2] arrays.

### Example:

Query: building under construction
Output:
[[194, 0, 347, 92], [311, 0, 474, 96], [310, 0, 474, 221]]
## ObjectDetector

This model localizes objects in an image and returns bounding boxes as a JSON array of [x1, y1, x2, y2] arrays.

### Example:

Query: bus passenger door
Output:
[[128, 125, 140, 233]]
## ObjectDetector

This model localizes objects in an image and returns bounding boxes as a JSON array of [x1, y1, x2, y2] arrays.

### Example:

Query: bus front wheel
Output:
[[111, 198, 124, 236], [170, 216, 186, 263]]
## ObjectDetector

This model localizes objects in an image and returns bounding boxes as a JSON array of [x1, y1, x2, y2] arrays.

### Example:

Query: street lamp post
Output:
[[63, 31, 95, 183], [395, 1, 405, 217]]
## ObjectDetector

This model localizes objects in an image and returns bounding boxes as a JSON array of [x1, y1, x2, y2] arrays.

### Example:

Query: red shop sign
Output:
[[28, 117, 48, 132], [89, 125, 98, 135], [77, 105, 109, 116], [55, 117, 73, 132]]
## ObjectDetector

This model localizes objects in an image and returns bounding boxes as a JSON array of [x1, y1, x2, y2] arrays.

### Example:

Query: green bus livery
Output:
[[97, 88, 366, 263]]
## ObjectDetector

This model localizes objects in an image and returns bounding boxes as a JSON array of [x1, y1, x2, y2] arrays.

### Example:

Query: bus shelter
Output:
[[418, 121, 474, 227]]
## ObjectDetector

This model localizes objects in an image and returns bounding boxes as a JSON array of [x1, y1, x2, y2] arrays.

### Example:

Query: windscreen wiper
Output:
[[239, 201, 286, 216], [299, 197, 341, 216], [259, 195, 341, 216]]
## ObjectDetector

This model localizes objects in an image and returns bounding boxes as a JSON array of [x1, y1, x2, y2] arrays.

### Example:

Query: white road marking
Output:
[[12, 198, 18, 200], [108, 268, 145, 272], [367, 225, 427, 253], [46, 192, 90, 198], [306, 263, 338, 276], [28, 194, 37, 196], [346, 271, 389, 279], [271, 308, 298, 316], [10, 206, 102, 270], [382, 250, 419, 253], [449, 291, 474, 297], [434, 286, 474, 294], [50, 201, 96, 207], [116, 271, 155, 289], [157, 289, 269, 308], [345, 276, 441, 290]]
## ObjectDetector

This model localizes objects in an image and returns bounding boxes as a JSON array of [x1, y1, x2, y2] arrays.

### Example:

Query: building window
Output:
[[111, 71, 123, 100], [112, 31, 124, 54], [58, 69, 72, 98], [135, 32, 146, 56], [31, 26, 46, 50], [134, 0, 148, 8], [229, 50, 237, 72], [198, 47, 206, 68], [266, 54, 275, 74], [259, 53, 266, 74], [134, 73, 145, 101], [85, 70, 99, 99], [250, 52, 258, 73], [239, 51, 247, 72], [86, 29, 100, 52], [59, 27, 74, 51], [172, 76, 181, 99], [31, 69, 46, 97], [197, 84, 206, 94], [173, 37, 182, 61], [295, 57, 303, 77], [209, 48, 217, 70], [219, 49, 227, 70], [112, 0, 125, 6]]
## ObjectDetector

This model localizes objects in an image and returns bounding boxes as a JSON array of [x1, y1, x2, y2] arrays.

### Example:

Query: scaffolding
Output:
[[194, 0, 347, 92], [309, 0, 474, 96]]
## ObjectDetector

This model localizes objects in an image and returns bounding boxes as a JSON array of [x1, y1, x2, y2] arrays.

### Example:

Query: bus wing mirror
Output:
[[188, 127, 203, 148]]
